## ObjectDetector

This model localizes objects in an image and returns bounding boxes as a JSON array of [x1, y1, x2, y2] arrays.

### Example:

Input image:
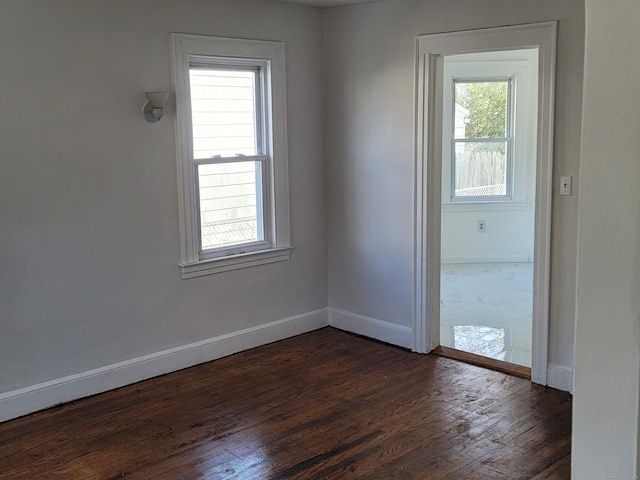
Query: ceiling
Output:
[[273, 0, 385, 7]]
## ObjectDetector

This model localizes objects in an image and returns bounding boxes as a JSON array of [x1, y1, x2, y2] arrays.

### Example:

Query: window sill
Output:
[[442, 201, 529, 213], [179, 246, 294, 279]]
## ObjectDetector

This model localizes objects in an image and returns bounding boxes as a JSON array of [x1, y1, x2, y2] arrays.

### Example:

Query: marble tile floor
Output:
[[440, 262, 533, 368]]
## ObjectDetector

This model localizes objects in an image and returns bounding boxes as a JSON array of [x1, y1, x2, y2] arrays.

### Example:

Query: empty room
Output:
[[0, 0, 638, 478]]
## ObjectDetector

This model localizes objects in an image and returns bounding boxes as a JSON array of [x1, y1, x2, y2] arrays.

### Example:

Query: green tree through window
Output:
[[455, 81, 508, 139]]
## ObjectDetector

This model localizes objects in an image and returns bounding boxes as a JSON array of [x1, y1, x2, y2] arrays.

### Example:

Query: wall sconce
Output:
[[143, 91, 169, 122]]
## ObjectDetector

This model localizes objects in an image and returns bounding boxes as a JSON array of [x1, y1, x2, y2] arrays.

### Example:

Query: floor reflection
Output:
[[454, 324, 506, 360], [440, 262, 533, 367]]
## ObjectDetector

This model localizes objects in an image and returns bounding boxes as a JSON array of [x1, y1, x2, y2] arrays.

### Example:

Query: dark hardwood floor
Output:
[[0, 327, 572, 479]]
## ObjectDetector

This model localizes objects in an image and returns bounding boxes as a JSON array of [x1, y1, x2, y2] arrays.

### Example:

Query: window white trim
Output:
[[171, 34, 291, 278], [449, 76, 514, 202], [180, 247, 294, 279], [441, 201, 528, 213], [441, 53, 537, 209]]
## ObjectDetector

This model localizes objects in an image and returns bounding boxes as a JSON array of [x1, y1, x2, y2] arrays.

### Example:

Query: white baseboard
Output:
[[0, 308, 329, 423], [547, 364, 573, 393], [329, 308, 413, 349], [441, 255, 532, 264]]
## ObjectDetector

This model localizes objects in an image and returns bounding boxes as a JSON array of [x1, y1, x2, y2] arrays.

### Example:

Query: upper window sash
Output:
[[452, 78, 512, 139], [189, 60, 266, 159]]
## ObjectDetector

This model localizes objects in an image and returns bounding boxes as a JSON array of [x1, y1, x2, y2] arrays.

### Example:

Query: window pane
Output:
[[454, 81, 508, 139], [198, 161, 262, 250], [454, 141, 507, 197], [190, 69, 258, 158]]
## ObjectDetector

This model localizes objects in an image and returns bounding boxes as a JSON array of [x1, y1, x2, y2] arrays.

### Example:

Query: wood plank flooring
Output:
[[0, 327, 572, 479]]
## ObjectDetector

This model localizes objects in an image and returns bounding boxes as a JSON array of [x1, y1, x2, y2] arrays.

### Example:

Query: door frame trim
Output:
[[412, 22, 557, 385]]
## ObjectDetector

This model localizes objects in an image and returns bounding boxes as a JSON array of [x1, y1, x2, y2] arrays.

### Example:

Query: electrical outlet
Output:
[[477, 220, 486, 233]]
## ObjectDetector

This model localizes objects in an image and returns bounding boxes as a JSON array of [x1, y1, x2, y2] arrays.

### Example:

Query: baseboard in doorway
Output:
[[547, 364, 573, 393]]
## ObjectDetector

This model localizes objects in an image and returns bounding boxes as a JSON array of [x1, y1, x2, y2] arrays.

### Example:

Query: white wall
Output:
[[441, 208, 534, 263], [0, 0, 326, 413], [324, 0, 584, 375], [573, 0, 640, 476], [440, 53, 538, 264]]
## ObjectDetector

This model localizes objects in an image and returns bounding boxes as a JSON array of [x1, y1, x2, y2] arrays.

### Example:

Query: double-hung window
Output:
[[451, 78, 513, 201], [172, 34, 291, 278]]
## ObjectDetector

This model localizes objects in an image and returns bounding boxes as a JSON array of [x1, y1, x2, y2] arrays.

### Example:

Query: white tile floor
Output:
[[440, 262, 533, 368]]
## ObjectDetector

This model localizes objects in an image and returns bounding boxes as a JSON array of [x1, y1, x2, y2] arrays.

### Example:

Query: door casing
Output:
[[413, 22, 557, 385]]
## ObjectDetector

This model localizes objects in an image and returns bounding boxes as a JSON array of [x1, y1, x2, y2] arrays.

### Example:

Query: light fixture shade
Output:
[[144, 91, 169, 108]]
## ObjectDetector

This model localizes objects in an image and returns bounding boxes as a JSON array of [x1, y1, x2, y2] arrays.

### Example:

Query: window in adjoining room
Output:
[[451, 79, 513, 201]]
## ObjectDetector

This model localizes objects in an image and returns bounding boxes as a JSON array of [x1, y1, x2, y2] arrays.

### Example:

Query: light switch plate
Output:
[[560, 175, 572, 196]]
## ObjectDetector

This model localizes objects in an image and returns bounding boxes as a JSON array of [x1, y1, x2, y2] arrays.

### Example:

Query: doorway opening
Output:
[[413, 22, 557, 386], [439, 49, 538, 374]]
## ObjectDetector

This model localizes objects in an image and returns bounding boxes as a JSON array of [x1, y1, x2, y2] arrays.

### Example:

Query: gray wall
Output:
[[573, 0, 640, 476], [0, 0, 327, 394], [324, 0, 584, 371]]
